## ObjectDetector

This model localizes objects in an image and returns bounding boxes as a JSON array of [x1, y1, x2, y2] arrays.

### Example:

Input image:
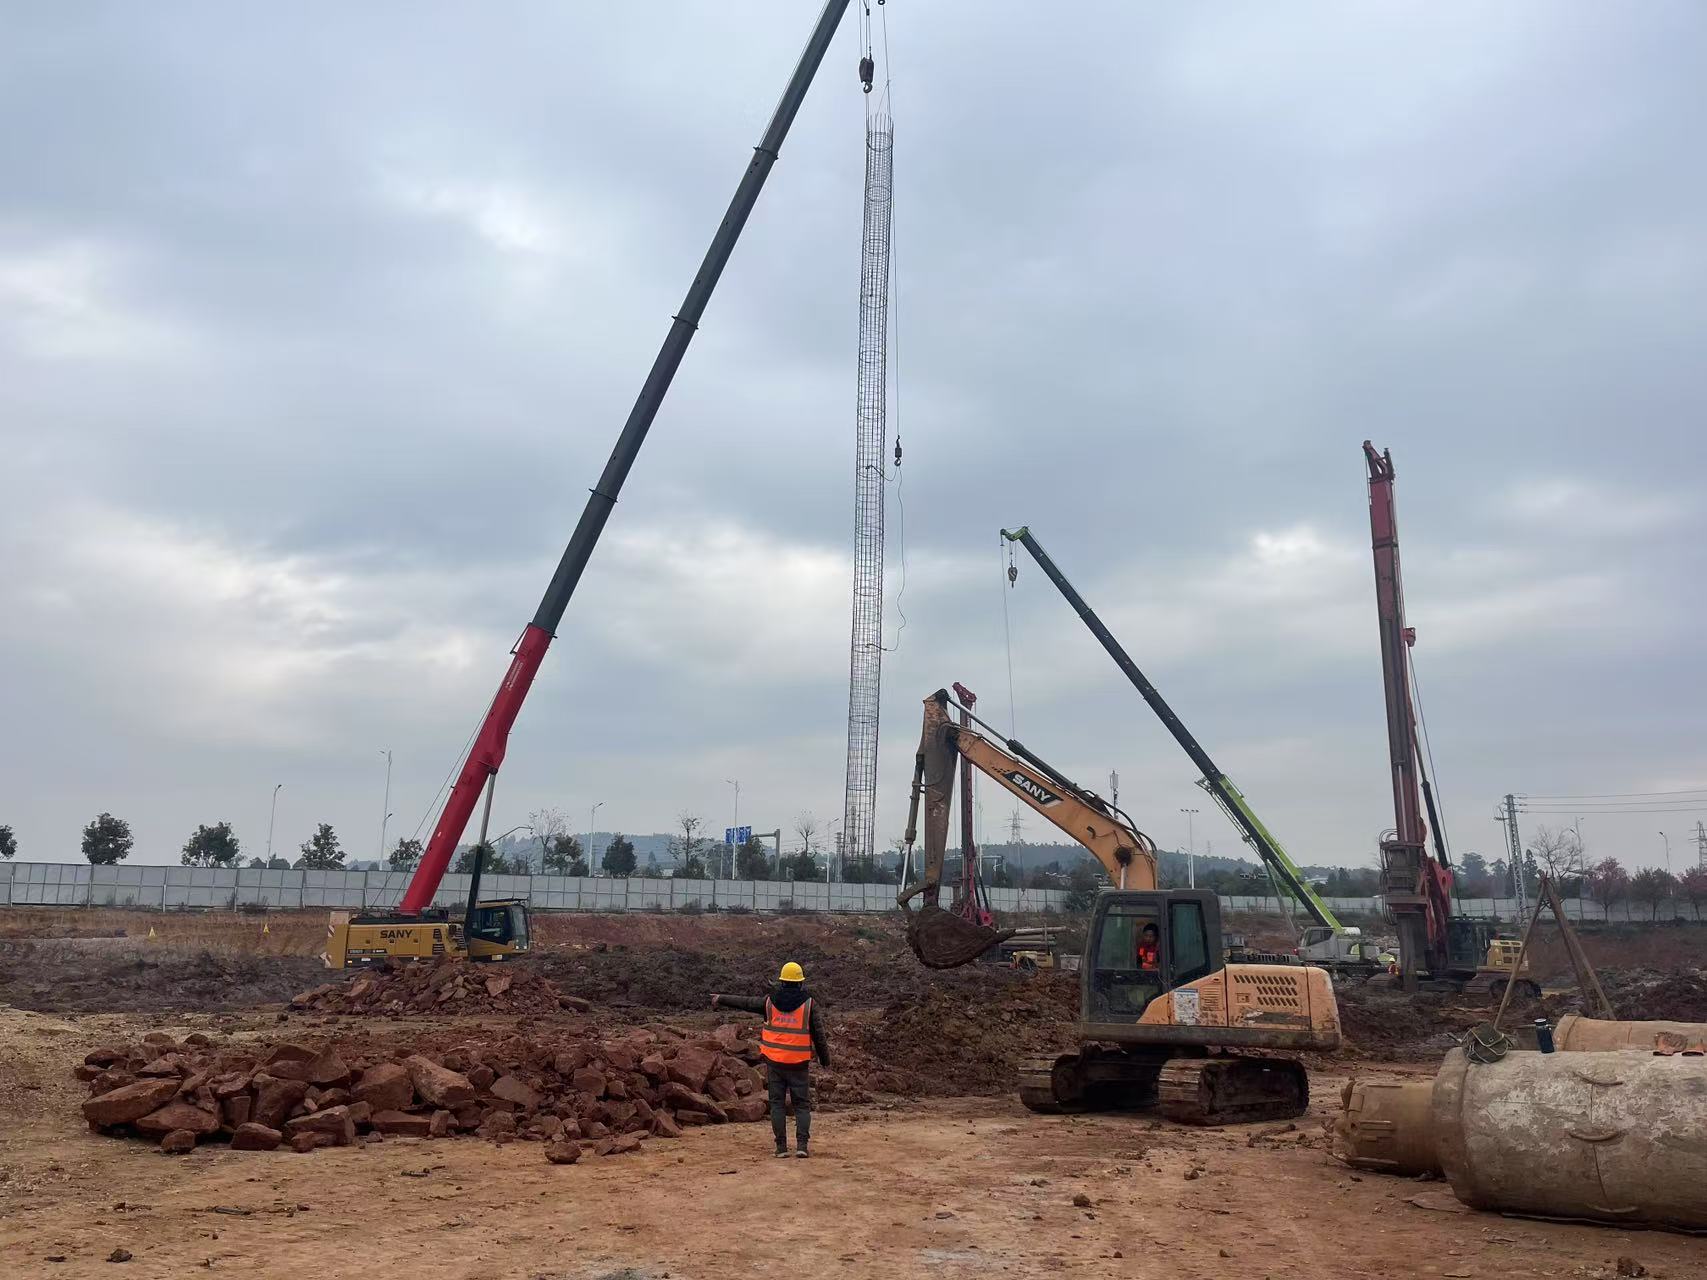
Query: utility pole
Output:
[[1499, 793, 1526, 916], [1697, 820, 1707, 871], [587, 801, 603, 877]]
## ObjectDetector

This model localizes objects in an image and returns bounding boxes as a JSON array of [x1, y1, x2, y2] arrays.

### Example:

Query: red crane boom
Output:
[[397, 0, 854, 915]]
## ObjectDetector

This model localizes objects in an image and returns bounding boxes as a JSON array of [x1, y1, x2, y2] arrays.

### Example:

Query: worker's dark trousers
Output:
[[766, 1062, 812, 1148]]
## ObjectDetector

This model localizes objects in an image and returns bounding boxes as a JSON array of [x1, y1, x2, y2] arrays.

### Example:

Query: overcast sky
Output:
[[3, 2, 1704, 875]]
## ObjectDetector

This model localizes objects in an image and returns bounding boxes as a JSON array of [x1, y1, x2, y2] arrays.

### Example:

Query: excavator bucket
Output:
[[903, 902, 1016, 969]]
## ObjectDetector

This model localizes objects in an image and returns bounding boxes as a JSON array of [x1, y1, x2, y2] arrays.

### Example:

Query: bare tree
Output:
[[1527, 825, 1583, 881], [794, 812, 820, 857], [528, 808, 568, 874], [671, 811, 707, 877]]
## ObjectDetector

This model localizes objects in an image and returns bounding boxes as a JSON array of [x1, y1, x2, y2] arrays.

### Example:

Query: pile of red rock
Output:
[[77, 1022, 770, 1162], [289, 957, 587, 1018]]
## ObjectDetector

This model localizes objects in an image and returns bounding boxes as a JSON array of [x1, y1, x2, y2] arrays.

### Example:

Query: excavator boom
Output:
[[899, 688, 1157, 967]]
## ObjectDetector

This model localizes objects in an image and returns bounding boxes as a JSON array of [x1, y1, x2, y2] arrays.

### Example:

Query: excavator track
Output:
[[1018, 1056, 1077, 1114], [1017, 1051, 1161, 1115], [1157, 1056, 1308, 1126]]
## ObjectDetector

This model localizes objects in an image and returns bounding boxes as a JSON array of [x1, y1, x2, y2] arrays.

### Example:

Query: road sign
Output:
[[724, 826, 752, 846]]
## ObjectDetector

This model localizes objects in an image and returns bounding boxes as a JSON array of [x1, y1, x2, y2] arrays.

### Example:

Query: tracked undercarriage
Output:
[[1019, 1045, 1310, 1125]]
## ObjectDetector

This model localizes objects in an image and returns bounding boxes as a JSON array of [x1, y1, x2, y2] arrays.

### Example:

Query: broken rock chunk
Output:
[[404, 1056, 475, 1108], [134, 1102, 220, 1138], [230, 1123, 283, 1151], [351, 1063, 413, 1113], [544, 1138, 581, 1165], [82, 1079, 180, 1129]]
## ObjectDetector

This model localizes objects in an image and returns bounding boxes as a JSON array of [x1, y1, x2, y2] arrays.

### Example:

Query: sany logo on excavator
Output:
[[1004, 770, 1062, 807]]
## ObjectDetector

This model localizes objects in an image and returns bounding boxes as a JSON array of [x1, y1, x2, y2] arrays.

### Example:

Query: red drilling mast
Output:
[[1363, 441, 1456, 988]]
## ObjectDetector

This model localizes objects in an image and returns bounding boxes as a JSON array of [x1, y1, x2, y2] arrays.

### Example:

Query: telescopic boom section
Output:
[[398, 0, 854, 916], [997, 526, 1340, 931]]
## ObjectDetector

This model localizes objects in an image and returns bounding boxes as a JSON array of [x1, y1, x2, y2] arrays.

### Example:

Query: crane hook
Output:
[[893, 435, 902, 468], [859, 54, 875, 93]]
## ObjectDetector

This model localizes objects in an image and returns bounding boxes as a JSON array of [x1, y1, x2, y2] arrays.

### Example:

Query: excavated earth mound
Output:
[[0, 940, 325, 1014], [832, 974, 1080, 1098], [1597, 967, 1707, 1022], [288, 956, 587, 1018]]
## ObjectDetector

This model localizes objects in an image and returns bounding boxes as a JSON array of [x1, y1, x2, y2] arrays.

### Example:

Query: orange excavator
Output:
[[898, 688, 1342, 1123]]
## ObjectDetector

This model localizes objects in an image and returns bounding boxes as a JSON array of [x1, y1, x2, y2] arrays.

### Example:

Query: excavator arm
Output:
[[899, 688, 1157, 967]]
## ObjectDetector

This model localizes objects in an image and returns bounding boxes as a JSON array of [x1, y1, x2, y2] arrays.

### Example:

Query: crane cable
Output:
[[858, 2, 875, 97], [1001, 537, 1019, 738], [875, 1, 905, 654], [1409, 649, 1453, 863]]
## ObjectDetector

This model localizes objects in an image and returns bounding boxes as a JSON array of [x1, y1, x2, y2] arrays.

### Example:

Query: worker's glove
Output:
[[710, 994, 721, 1008]]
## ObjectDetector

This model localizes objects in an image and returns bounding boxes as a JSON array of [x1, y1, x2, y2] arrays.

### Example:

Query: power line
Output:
[[1521, 787, 1707, 800], [1521, 806, 1706, 816]]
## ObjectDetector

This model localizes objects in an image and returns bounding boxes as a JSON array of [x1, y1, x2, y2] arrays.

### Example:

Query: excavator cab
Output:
[[463, 899, 531, 960], [1084, 890, 1219, 1021]]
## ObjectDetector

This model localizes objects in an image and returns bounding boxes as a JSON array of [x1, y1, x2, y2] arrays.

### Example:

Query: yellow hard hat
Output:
[[779, 961, 805, 983]]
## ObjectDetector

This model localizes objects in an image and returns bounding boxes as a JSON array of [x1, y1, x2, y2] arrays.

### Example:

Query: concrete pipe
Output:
[[1432, 1048, 1707, 1231], [1332, 1078, 1439, 1176], [1553, 1014, 1707, 1053]]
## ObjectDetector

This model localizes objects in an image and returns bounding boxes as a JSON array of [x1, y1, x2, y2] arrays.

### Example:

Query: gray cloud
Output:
[[2, 2, 1703, 874]]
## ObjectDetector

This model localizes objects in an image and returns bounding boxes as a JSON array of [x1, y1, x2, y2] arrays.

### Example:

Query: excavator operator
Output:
[[711, 961, 831, 1158], [1137, 923, 1161, 969]]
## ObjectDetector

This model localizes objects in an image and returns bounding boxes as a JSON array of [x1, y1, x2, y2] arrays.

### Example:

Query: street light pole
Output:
[[726, 778, 740, 878], [378, 749, 393, 861], [266, 783, 283, 863], [587, 802, 604, 877], [1179, 807, 1199, 888], [1660, 830, 1671, 876]]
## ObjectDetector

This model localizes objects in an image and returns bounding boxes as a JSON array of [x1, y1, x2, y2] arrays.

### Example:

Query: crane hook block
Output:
[[859, 55, 875, 93], [1007, 563, 1018, 586], [893, 436, 903, 467]]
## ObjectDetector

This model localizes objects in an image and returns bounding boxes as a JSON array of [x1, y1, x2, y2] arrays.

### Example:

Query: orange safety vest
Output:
[[761, 997, 814, 1066]]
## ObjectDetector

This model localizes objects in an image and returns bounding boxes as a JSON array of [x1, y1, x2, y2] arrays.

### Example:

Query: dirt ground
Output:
[[1, 908, 1704, 1279]]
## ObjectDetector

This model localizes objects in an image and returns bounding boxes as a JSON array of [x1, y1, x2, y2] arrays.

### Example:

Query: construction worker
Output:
[[710, 960, 830, 1158], [1137, 922, 1161, 969]]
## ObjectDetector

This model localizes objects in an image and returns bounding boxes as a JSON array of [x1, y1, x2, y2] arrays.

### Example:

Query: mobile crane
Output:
[[325, 0, 855, 965], [899, 689, 1342, 1123], [997, 526, 1392, 978]]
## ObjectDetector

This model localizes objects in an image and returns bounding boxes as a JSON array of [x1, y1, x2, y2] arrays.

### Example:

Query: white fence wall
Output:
[[1215, 892, 1700, 923], [0, 861, 1071, 915], [1, 862, 1696, 922]]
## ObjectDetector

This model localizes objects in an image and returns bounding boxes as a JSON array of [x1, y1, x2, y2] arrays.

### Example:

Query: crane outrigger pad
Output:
[[903, 902, 1015, 969]]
